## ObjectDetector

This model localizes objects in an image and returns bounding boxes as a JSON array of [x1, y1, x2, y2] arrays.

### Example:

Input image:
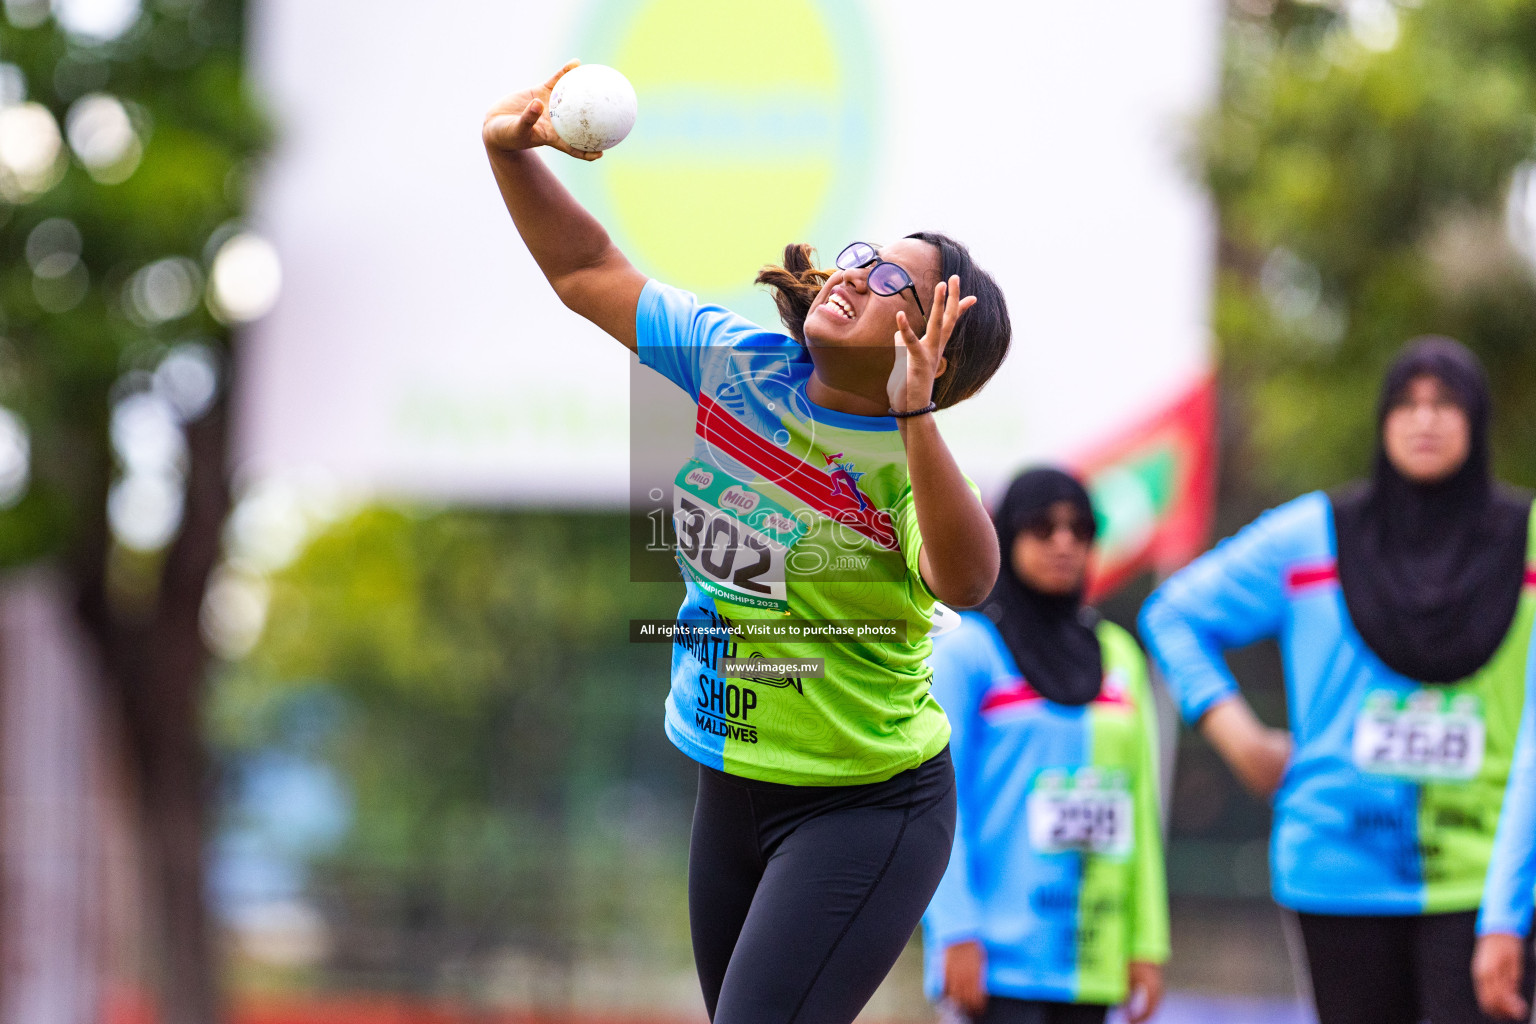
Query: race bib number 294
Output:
[[673, 459, 806, 612]]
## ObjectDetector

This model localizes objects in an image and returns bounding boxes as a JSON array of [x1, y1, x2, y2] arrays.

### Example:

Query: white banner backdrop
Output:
[[236, 0, 1219, 508]]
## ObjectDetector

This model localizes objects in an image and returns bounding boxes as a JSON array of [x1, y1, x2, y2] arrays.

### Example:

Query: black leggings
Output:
[[688, 748, 956, 1024], [1298, 910, 1534, 1024], [971, 997, 1108, 1024]]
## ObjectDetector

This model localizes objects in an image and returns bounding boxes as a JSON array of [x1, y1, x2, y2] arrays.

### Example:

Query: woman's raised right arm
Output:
[[482, 62, 648, 352]]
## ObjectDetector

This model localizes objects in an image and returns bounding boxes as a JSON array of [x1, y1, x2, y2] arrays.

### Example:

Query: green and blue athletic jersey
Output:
[[1142, 491, 1536, 914], [637, 280, 952, 786], [922, 613, 1169, 1005], [1481, 620, 1536, 935]]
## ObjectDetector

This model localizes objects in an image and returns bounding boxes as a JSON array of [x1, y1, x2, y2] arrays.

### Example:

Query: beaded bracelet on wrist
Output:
[[889, 401, 937, 419]]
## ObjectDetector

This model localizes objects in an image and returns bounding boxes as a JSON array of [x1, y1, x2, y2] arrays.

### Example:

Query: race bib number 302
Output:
[[1352, 689, 1485, 782], [1026, 767, 1133, 857], [673, 459, 806, 612]]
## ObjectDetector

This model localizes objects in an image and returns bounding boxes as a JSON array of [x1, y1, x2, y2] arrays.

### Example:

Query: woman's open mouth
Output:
[[820, 293, 856, 320]]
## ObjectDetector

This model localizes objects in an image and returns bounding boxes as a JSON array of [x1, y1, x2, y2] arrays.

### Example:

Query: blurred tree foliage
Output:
[[0, 0, 264, 564], [215, 508, 695, 995], [0, 1, 266, 1020], [1202, 0, 1536, 498]]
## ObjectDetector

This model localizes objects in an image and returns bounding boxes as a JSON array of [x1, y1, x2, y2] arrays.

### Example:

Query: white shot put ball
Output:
[[548, 64, 637, 153]]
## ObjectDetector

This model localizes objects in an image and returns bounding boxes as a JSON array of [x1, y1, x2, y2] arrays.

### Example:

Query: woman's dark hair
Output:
[[754, 242, 831, 343], [754, 232, 1012, 410]]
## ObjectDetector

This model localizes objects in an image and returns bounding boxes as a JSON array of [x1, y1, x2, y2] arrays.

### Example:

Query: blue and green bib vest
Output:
[[922, 613, 1170, 1005], [1142, 491, 1536, 914]]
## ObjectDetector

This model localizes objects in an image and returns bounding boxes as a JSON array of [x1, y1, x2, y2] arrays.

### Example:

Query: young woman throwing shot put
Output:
[[1141, 339, 1536, 1024], [923, 468, 1168, 1024], [483, 63, 1011, 1024]]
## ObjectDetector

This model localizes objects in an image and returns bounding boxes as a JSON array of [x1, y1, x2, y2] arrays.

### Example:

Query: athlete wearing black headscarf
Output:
[[1143, 336, 1536, 1024], [932, 468, 1169, 1021], [1332, 337, 1532, 684], [982, 467, 1103, 706]]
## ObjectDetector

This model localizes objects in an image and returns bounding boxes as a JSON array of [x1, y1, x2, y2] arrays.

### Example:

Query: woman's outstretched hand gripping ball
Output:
[[548, 64, 637, 152]]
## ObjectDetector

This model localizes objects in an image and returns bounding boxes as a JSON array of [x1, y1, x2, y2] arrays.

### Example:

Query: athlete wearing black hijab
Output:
[[983, 468, 1105, 705], [1143, 337, 1536, 1024], [1333, 336, 1531, 684], [924, 467, 1168, 1024]]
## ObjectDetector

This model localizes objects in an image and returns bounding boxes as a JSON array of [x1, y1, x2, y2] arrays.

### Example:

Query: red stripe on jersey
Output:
[[1286, 561, 1339, 592], [1289, 562, 1535, 591], [980, 679, 1044, 714], [1094, 684, 1131, 707], [695, 394, 900, 550], [980, 676, 1129, 714]]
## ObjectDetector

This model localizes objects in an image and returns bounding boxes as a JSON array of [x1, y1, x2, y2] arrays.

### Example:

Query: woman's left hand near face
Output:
[[887, 275, 975, 415]]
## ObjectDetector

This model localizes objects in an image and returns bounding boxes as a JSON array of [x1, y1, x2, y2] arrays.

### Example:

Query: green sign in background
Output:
[[563, 0, 882, 327]]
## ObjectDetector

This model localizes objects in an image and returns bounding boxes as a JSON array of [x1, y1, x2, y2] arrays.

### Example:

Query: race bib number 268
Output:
[[1352, 689, 1485, 782]]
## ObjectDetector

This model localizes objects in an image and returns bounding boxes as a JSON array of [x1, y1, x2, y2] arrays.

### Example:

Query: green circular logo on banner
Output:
[[566, 0, 880, 314]]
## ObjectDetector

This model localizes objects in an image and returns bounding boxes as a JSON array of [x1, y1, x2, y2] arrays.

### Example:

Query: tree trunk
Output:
[[74, 389, 232, 1024]]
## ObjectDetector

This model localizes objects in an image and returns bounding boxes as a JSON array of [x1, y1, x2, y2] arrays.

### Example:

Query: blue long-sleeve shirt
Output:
[[1141, 492, 1536, 914], [922, 613, 1169, 1005]]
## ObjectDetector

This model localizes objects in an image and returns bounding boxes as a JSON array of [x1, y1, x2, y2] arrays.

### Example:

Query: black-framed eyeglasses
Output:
[[836, 241, 927, 319]]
